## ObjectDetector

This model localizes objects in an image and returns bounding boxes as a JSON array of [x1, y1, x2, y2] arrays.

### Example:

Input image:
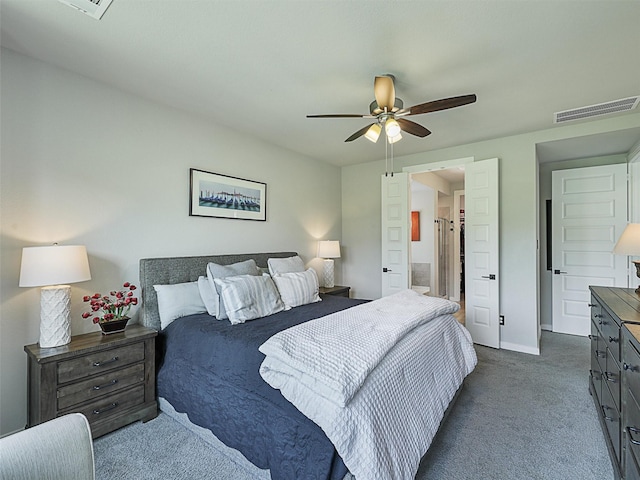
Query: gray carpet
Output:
[[94, 331, 613, 479]]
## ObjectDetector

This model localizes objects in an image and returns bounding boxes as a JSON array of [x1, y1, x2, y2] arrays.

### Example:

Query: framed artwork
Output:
[[189, 168, 266, 221], [411, 211, 420, 241]]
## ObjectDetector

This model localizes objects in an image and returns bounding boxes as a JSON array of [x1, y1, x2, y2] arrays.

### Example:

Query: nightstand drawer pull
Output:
[[604, 372, 617, 383], [628, 427, 640, 446], [93, 356, 119, 367], [601, 405, 615, 422], [93, 402, 119, 415], [595, 350, 606, 358], [609, 336, 619, 343], [93, 379, 119, 391]]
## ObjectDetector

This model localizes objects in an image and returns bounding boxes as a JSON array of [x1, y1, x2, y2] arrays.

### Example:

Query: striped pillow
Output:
[[214, 274, 284, 325], [272, 268, 321, 310]]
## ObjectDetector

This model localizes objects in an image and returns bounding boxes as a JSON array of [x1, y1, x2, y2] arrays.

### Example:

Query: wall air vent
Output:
[[554, 96, 640, 124], [58, 0, 113, 20]]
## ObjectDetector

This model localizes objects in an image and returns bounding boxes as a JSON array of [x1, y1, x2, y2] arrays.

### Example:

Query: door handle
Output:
[[382, 268, 392, 273], [481, 274, 496, 280], [554, 270, 568, 274]]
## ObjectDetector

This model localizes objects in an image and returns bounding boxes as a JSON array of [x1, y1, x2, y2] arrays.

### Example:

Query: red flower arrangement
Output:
[[82, 282, 138, 324]]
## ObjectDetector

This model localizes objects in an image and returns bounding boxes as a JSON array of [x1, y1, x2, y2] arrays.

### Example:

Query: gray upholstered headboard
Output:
[[139, 252, 297, 331]]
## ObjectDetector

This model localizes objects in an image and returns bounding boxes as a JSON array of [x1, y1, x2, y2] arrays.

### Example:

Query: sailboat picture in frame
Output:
[[189, 168, 266, 221]]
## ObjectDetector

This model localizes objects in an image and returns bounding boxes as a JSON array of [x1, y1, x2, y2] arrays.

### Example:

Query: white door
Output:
[[465, 158, 500, 348], [381, 173, 410, 297], [552, 164, 628, 336]]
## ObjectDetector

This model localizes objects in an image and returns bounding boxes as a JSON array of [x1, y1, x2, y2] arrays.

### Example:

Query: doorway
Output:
[[382, 157, 500, 348]]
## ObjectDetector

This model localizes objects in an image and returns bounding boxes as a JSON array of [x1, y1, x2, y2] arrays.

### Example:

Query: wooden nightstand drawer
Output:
[[57, 363, 145, 410], [68, 384, 145, 423], [58, 342, 145, 384]]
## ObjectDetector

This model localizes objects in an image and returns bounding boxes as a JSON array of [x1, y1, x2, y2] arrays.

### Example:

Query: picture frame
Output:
[[189, 168, 267, 221]]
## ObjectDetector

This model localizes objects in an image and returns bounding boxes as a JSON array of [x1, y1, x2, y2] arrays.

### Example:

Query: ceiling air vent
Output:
[[58, 0, 113, 20], [554, 96, 640, 124]]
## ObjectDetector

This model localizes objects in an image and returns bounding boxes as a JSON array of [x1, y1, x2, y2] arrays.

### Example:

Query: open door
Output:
[[551, 164, 628, 336], [464, 158, 500, 348], [381, 173, 410, 297]]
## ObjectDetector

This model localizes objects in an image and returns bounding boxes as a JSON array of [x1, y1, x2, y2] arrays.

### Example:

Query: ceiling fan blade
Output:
[[407, 94, 477, 116], [374, 76, 396, 111], [397, 118, 431, 137], [307, 114, 367, 118], [345, 123, 375, 142]]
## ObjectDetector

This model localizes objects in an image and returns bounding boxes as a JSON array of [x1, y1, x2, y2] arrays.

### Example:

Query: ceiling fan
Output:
[[307, 75, 476, 144]]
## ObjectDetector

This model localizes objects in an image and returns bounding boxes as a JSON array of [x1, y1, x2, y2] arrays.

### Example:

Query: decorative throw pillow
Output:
[[214, 274, 285, 325], [154, 281, 206, 330], [206, 259, 260, 320], [197, 276, 217, 316], [267, 255, 305, 276], [272, 268, 322, 310]]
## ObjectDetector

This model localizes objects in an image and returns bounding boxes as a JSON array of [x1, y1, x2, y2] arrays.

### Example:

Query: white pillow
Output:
[[272, 268, 322, 310], [197, 276, 217, 316], [267, 255, 305, 276], [206, 259, 260, 320], [214, 274, 284, 325], [154, 282, 206, 330]]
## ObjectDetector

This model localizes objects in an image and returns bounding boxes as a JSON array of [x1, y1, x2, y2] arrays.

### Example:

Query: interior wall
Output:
[[0, 49, 343, 435], [537, 154, 627, 331], [342, 112, 640, 355]]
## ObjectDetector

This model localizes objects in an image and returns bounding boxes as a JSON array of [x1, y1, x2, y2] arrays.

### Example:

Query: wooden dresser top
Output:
[[590, 286, 640, 324]]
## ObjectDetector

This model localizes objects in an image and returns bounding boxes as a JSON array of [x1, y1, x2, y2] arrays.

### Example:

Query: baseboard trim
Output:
[[500, 341, 540, 356]]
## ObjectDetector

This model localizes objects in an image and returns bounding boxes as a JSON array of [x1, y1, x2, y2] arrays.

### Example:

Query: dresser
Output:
[[24, 324, 157, 438], [590, 286, 640, 479]]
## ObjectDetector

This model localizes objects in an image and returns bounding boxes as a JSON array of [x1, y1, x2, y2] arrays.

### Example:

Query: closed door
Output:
[[552, 164, 628, 336]]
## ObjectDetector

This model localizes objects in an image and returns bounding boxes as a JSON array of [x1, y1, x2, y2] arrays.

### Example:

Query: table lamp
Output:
[[317, 240, 341, 288], [19, 244, 92, 348], [613, 223, 640, 294]]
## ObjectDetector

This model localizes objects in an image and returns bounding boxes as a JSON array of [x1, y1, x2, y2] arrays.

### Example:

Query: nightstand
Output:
[[319, 285, 350, 297], [24, 324, 157, 438]]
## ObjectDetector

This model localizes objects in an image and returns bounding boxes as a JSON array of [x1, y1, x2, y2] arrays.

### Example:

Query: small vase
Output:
[[99, 317, 130, 335]]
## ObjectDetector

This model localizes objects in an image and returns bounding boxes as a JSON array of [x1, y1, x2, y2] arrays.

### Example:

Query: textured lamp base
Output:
[[635, 261, 640, 295], [323, 259, 335, 288], [39, 285, 71, 348]]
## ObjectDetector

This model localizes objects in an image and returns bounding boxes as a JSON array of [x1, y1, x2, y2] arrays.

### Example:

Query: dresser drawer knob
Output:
[[588, 303, 596, 307], [588, 335, 597, 341], [93, 402, 119, 415], [624, 363, 638, 372], [609, 336, 619, 343], [93, 356, 119, 367], [627, 426, 640, 446], [596, 350, 606, 358], [594, 314, 603, 318], [93, 379, 118, 391], [604, 372, 617, 383]]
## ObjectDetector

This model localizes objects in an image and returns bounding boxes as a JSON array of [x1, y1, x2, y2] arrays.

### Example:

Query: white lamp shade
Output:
[[365, 123, 381, 143], [20, 245, 91, 287], [387, 132, 402, 144], [385, 118, 401, 137], [317, 240, 341, 259], [613, 223, 640, 256]]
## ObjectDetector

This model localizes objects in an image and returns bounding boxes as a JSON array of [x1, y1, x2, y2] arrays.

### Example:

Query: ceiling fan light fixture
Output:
[[365, 123, 381, 143], [388, 132, 402, 144], [385, 118, 401, 137]]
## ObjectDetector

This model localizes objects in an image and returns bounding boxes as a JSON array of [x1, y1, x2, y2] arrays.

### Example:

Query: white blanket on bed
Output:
[[259, 290, 477, 480], [259, 290, 460, 407]]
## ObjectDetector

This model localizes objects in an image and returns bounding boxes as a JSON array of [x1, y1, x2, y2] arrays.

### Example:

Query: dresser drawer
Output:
[[67, 384, 145, 424], [57, 363, 145, 410], [601, 310, 621, 363], [626, 452, 640, 480], [605, 347, 621, 411], [625, 338, 640, 403], [57, 342, 145, 384], [601, 380, 621, 461], [624, 386, 640, 477]]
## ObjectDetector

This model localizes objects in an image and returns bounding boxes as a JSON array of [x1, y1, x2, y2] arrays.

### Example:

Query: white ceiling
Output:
[[2, 1, 639, 167]]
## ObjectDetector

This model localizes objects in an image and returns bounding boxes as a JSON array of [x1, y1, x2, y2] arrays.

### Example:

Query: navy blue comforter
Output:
[[157, 295, 368, 480]]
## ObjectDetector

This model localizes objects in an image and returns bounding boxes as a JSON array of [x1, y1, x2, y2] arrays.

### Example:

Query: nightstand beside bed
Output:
[[24, 324, 157, 438], [319, 285, 350, 297]]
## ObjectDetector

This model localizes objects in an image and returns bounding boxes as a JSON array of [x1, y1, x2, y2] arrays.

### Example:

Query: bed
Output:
[[139, 252, 476, 480]]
